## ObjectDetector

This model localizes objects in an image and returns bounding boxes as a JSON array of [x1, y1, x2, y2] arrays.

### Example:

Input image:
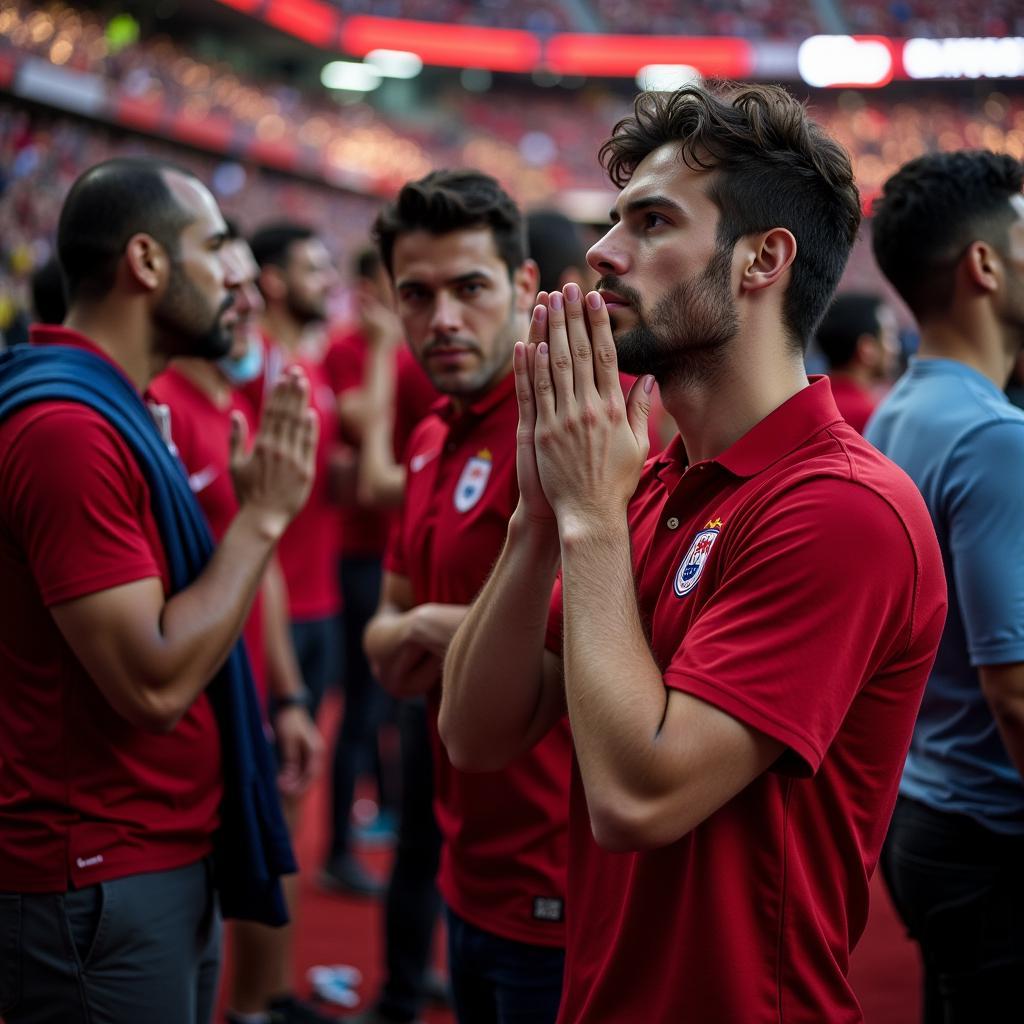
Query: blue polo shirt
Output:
[[867, 357, 1024, 834]]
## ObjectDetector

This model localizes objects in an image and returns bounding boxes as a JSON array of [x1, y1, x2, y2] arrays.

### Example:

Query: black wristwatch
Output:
[[273, 689, 311, 715]]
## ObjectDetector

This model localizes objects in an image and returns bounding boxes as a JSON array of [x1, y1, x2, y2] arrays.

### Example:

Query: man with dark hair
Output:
[[150, 234, 331, 1024], [320, 246, 436, 901], [443, 82, 947, 1022], [0, 158, 316, 1023], [248, 221, 341, 721], [866, 149, 1024, 1024], [815, 292, 900, 432], [358, 168, 570, 1024]]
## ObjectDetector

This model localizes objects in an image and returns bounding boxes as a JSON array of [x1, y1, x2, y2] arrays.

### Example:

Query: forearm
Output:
[[261, 557, 305, 699], [364, 605, 417, 686], [559, 515, 672, 843], [440, 507, 562, 770], [155, 505, 280, 709], [980, 666, 1024, 779], [357, 342, 405, 507]]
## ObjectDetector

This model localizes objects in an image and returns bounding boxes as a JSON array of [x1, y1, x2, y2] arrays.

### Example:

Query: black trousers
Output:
[[881, 795, 1024, 1024], [376, 698, 442, 1022], [328, 555, 396, 860]]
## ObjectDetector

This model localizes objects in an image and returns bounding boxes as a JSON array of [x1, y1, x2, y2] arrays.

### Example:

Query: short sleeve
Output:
[[1, 405, 162, 606], [945, 421, 1024, 666], [664, 477, 919, 775]]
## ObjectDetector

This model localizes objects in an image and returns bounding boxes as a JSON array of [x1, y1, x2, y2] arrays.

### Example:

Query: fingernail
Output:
[[549, 292, 563, 311], [538, 342, 549, 355], [564, 282, 580, 302], [644, 375, 655, 394], [586, 291, 602, 310], [534, 304, 547, 323]]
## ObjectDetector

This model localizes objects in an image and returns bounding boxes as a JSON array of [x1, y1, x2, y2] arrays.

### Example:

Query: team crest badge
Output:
[[454, 449, 493, 512], [673, 518, 722, 597]]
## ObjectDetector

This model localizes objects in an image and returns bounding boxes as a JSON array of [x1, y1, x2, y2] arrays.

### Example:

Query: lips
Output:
[[599, 290, 630, 309]]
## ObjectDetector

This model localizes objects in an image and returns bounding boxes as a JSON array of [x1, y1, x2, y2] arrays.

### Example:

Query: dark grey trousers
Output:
[[0, 859, 221, 1024]]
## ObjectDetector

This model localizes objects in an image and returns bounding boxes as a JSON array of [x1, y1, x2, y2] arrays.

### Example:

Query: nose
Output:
[[221, 251, 244, 290], [587, 225, 629, 278], [429, 290, 462, 336]]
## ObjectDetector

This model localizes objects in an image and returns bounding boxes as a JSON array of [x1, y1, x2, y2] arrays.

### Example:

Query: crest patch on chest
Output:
[[673, 519, 722, 597], [454, 449, 493, 512]]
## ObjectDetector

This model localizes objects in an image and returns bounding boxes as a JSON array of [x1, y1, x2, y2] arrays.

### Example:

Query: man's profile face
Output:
[[153, 173, 238, 360], [586, 145, 740, 385], [392, 226, 530, 399], [282, 237, 337, 325], [225, 240, 265, 361]]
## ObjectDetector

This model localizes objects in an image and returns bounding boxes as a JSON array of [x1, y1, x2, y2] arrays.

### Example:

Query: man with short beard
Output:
[[357, 169, 570, 1024], [150, 228, 331, 1024], [0, 159, 316, 1023], [248, 224, 342, 727], [442, 84, 948, 1022]]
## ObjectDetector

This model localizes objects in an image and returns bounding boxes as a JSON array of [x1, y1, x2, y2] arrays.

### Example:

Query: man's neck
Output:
[[261, 307, 305, 353], [63, 303, 165, 392], [173, 358, 231, 408], [659, 325, 808, 465], [916, 310, 1016, 389]]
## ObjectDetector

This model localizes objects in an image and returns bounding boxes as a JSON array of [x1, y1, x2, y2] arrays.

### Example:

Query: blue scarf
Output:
[[0, 344, 296, 925]]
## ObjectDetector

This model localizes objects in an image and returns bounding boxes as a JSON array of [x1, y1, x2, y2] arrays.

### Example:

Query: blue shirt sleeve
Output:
[[945, 419, 1024, 666]]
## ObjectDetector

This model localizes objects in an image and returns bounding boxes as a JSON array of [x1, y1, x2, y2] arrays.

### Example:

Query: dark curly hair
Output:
[[373, 169, 526, 278], [871, 150, 1024, 321], [599, 82, 861, 349]]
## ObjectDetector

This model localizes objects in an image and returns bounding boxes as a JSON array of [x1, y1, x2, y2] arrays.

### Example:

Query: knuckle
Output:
[[573, 343, 592, 362], [552, 354, 572, 373], [597, 346, 617, 366], [579, 404, 599, 427]]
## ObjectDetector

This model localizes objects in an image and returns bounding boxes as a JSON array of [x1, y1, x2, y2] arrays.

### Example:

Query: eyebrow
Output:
[[396, 269, 494, 289], [609, 195, 688, 224]]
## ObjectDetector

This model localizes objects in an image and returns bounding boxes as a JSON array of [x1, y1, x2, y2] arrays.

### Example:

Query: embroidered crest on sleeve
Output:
[[454, 448, 493, 512], [673, 518, 722, 597]]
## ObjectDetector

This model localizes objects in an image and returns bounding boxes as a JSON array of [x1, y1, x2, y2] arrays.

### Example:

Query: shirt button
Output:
[[666, 517, 680, 530]]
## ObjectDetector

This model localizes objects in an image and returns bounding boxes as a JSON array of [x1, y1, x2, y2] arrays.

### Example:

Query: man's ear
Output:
[[513, 258, 540, 312], [856, 334, 882, 369], [738, 227, 798, 296], [123, 233, 166, 293], [962, 240, 1001, 295]]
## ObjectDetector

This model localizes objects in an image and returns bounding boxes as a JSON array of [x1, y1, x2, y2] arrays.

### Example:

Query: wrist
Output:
[[557, 508, 630, 552], [234, 502, 289, 545], [272, 688, 311, 716]]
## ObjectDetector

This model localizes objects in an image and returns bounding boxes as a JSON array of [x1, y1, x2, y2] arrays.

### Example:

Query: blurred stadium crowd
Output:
[[1, 0, 1023, 342]]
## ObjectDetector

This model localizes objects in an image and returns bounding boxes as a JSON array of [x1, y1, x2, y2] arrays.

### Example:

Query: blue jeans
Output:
[[881, 795, 1024, 1024], [445, 906, 564, 1024]]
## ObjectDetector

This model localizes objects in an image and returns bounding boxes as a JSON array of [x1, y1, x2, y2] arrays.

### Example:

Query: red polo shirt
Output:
[[386, 372, 571, 947], [0, 327, 221, 893], [323, 329, 437, 557], [547, 377, 946, 1023], [245, 336, 341, 621], [150, 366, 267, 705]]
